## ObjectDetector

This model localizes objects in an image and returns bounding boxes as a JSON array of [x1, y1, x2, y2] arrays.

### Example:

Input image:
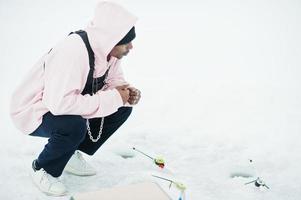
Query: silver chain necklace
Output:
[[86, 117, 104, 142], [86, 71, 106, 143]]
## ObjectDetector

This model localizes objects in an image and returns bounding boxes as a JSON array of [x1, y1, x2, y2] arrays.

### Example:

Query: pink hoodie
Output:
[[10, 1, 138, 134]]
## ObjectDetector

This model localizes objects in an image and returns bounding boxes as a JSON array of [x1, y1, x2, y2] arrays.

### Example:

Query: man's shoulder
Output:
[[53, 34, 88, 57], [46, 34, 89, 69]]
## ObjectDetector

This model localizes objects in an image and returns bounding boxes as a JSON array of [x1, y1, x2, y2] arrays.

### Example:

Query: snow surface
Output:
[[1, 0, 301, 199]]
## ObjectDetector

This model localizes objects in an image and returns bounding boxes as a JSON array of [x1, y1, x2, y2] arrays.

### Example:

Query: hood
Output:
[[85, 1, 138, 63]]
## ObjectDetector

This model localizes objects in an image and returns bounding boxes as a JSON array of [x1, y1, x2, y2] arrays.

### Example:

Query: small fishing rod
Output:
[[152, 175, 187, 200], [133, 147, 165, 168]]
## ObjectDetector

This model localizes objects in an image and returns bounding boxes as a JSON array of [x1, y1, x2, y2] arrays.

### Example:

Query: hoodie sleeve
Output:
[[42, 36, 123, 118]]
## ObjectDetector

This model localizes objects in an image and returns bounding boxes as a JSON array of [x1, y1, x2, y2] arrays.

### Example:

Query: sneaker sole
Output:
[[64, 166, 96, 176]]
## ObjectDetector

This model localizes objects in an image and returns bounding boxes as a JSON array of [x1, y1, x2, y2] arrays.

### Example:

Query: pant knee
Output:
[[119, 107, 133, 118]]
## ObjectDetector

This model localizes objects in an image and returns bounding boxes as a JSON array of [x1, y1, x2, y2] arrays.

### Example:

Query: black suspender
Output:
[[69, 30, 95, 95], [69, 30, 110, 95]]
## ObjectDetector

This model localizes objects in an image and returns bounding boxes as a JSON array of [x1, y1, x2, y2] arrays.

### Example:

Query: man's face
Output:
[[109, 42, 133, 59]]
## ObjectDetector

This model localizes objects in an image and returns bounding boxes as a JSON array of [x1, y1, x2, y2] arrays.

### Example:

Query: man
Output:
[[9, 1, 140, 196]]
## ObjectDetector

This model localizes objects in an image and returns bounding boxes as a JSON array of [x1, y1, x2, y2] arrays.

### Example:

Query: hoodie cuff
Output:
[[97, 88, 123, 116], [112, 88, 124, 107]]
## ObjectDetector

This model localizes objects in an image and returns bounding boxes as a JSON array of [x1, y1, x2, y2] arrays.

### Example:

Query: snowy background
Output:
[[1, 0, 301, 199]]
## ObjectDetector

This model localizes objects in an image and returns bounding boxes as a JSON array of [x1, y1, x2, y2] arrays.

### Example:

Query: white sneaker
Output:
[[64, 151, 96, 176], [31, 167, 67, 196]]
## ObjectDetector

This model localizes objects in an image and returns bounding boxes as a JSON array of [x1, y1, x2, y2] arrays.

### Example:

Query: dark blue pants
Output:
[[30, 107, 132, 177]]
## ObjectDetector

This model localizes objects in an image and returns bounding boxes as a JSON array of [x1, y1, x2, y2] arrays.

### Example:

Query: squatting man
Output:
[[10, 1, 141, 196]]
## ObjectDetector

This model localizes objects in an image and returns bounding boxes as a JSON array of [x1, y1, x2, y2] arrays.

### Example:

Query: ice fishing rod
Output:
[[245, 177, 270, 189], [132, 147, 165, 168], [152, 175, 186, 191], [152, 175, 186, 200]]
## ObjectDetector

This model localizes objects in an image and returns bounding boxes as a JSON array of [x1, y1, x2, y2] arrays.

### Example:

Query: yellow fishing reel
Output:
[[154, 156, 165, 168], [174, 181, 186, 191]]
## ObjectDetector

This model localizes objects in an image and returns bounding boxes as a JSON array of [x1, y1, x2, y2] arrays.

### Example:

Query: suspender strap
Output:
[[69, 30, 109, 95], [69, 30, 95, 95], [69, 30, 95, 69]]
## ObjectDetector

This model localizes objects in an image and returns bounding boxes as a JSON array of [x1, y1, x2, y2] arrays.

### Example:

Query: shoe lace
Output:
[[75, 151, 88, 168], [41, 170, 60, 185]]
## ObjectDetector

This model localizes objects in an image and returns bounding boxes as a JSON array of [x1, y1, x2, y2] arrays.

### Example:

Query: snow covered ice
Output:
[[1, 0, 301, 199]]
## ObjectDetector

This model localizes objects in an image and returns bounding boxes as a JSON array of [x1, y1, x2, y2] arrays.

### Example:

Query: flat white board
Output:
[[70, 182, 171, 200]]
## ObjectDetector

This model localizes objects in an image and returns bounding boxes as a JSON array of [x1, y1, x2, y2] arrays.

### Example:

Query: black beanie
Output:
[[116, 26, 136, 46]]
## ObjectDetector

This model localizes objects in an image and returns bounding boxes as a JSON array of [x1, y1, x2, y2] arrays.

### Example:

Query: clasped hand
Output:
[[116, 85, 141, 105]]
